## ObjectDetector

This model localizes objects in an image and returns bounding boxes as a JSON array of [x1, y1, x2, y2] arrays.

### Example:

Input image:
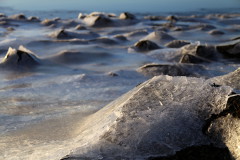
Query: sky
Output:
[[0, 0, 240, 13]]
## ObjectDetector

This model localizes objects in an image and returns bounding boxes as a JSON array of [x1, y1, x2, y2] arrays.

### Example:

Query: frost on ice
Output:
[[62, 74, 240, 159]]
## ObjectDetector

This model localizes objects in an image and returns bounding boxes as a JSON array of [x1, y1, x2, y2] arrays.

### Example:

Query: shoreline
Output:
[[0, 10, 240, 159]]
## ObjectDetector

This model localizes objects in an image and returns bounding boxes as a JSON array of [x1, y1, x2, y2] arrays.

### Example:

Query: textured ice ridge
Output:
[[62, 74, 240, 159]]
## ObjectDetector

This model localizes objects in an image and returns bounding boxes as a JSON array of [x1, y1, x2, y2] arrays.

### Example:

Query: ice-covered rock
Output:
[[49, 29, 99, 40], [179, 43, 219, 63], [0, 46, 41, 69], [130, 40, 161, 52], [74, 25, 87, 30], [9, 14, 26, 20], [61, 75, 240, 160], [83, 14, 113, 27], [179, 53, 211, 64], [137, 63, 209, 77], [41, 18, 59, 26], [165, 40, 190, 48], [142, 31, 176, 44], [119, 12, 136, 20], [216, 41, 240, 58], [28, 16, 41, 22]]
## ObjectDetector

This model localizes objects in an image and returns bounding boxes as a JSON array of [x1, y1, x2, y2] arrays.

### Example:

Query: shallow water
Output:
[[0, 6, 240, 160]]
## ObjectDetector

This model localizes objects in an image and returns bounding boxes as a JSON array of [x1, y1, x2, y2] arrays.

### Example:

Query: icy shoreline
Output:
[[0, 11, 240, 159]]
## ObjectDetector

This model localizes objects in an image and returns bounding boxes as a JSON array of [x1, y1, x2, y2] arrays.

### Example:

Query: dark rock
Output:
[[165, 40, 190, 48], [202, 93, 240, 135], [195, 45, 218, 60], [216, 42, 240, 58], [148, 145, 232, 160], [133, 40, 161, 52]]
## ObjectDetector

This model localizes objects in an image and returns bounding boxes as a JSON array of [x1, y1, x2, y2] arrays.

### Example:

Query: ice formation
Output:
[[62, 75, 240, 159]]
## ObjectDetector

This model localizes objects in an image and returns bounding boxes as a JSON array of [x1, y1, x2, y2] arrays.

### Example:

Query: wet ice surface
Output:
[[0, 10, 240, 160]]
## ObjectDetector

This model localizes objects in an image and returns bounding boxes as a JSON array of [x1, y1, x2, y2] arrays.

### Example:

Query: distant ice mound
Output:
[[137, 63, 210, 77], [83, 14, 114, 27], [82, 12, 139, 28], [129, 40, 161, 53], [142, 31, 176, 44], [62, 75, 240, 159], [49, 29, 99, 40], [0, 46, 41, 69]]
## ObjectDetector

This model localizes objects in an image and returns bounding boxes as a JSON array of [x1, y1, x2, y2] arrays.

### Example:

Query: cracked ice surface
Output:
[[64, 75, 239, 159]]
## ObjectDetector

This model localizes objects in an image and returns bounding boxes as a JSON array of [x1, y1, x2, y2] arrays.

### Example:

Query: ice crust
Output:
[[64, 75, 239, 159]]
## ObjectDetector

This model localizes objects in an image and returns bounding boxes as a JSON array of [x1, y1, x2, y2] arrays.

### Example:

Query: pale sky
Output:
[[0, 0, 240, 13]]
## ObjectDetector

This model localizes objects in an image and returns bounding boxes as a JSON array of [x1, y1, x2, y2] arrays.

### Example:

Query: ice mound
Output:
[[83, 14, 114, 27], [180, 43, 218, 60], [49, 29, 99, 40], [148, 43, 218, 63], [165, 40, 190, 48], [142, 31, 176, 44], [119, 12, 136, 20], [0, 46, 41, 69], [9, 14, 27, 20], [130, 40, 161, 52], [82, 12, 138, 28], [217, 41, 240, 58], [62, 75, 240, 159], [137, 63, 209, 77]]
